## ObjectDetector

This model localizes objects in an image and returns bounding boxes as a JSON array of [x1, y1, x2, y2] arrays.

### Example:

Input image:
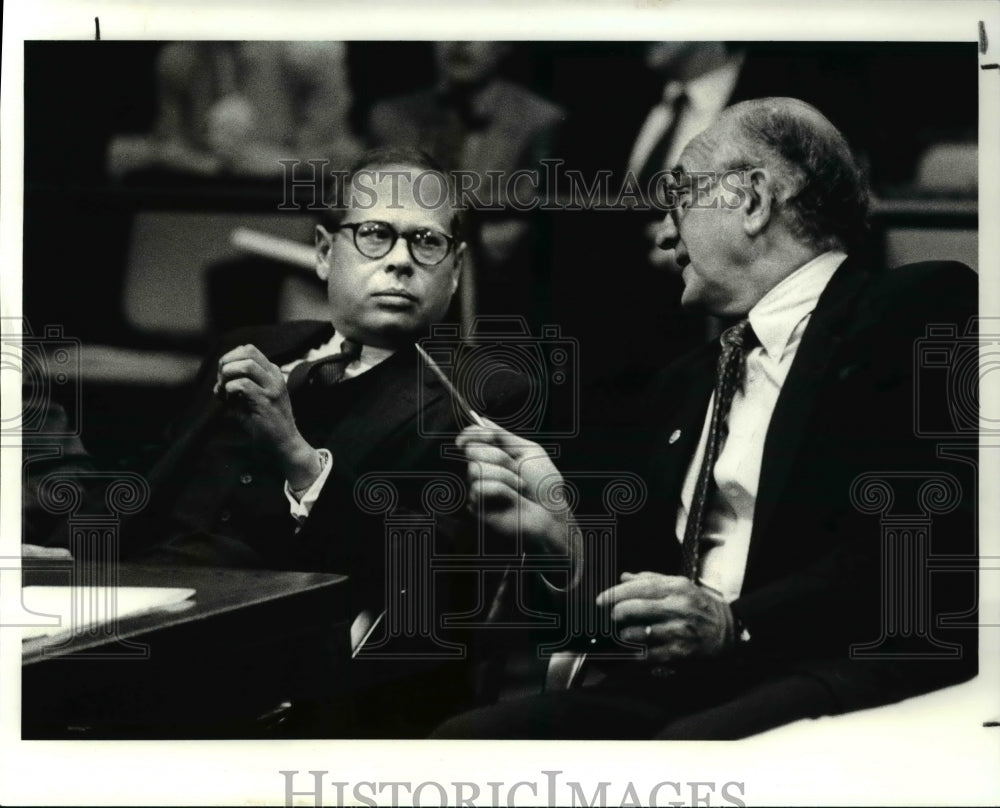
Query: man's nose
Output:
[[383, 236, 415, 275], [654, 211, 679, 251]]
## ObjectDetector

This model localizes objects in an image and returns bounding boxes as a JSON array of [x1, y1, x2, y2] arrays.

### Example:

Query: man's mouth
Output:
[[372, 290, 418, 303]]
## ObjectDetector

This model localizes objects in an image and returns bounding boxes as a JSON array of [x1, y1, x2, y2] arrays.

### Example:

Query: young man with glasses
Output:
[[123, 148, 525, 736]]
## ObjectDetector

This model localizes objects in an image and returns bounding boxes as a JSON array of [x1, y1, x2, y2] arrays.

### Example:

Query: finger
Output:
[[222, 376, 266, 404], [619, 622, 660, 644], [468, 462, 527, 497], [609, 596, 676, 626], [603, 575, 701, 607], [218, 371, 272, 407], [658, 618, 699, 642], [618, 619, 697, 648], [647, 640, 693, 664], [455, 424, 509, 451], [595, 574, 689, 608], [463, 441, 521, 472], [620, 570, 662, 582], [218, 343, 270, 367], [219, 346, 280, 388], [457, 422, 547, 462], [218, 356, 273, 388], [468, 478, 523, 511], [618, 590, 705, 622]]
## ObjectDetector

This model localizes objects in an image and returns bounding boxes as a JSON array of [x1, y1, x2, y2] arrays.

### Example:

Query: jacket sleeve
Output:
[[729, 262, 979, 712]]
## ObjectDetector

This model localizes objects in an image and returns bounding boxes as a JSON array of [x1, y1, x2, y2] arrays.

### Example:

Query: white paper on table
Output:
[[19, 586, 196, 641]]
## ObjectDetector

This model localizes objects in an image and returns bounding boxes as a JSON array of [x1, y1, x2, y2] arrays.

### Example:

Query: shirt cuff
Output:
[[539, 516, 584, 593], [284, 448, 333, 524], [540, 562, 583, 593]]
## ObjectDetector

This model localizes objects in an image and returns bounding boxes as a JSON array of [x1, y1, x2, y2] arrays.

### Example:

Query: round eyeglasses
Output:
[[330, 220, 457, 267]]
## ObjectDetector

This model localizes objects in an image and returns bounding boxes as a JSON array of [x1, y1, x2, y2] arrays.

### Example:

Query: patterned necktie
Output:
[[287, 338, 362, 393], [680, 319, 757, 580]]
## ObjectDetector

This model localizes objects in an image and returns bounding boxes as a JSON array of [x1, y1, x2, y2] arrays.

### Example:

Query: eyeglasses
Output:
[[664, 164, 756, 221], [328, 220, 457, 267]]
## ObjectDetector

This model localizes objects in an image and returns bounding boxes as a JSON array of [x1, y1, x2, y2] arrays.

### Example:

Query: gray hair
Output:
[[727, 98, 870, 251]]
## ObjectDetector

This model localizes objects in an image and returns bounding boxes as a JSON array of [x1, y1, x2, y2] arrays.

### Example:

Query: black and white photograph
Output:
[[2, 0, 998, 805]]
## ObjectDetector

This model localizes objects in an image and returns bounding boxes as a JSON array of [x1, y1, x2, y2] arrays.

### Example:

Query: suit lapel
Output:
[[262, 321, 336, 367], [748, 256, 873, 556], [649, 347, 718, 505], [314, 345, 448, 473], [628, 345, 717, 572]]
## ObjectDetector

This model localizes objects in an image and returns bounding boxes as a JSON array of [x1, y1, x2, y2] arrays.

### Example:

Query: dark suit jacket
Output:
[[132, 320, 526, 583], [573, 257, 978, 714], [110, 320, 527, 734]]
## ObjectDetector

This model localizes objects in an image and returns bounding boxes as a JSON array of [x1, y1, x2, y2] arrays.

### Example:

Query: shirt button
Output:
[[239, 473, 253, 485], [219, 509, 231, 522], [668, 429, 682, 444]]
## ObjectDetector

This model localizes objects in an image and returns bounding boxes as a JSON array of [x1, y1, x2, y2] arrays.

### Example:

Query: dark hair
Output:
[[319, 147, 465, 240], [731, 99, 870, 252]]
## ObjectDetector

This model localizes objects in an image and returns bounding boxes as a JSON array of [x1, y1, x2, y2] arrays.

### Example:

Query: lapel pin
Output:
[[668, 429, 681, 444]]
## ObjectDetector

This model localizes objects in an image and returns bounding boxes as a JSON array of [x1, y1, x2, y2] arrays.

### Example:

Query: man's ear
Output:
[[742, 167, 774, 238], [449, 242, 467, 296], [315, 224, 333, 281]]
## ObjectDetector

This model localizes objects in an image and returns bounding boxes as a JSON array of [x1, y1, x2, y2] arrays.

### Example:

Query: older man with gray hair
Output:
[[437, 97, 978, 739]]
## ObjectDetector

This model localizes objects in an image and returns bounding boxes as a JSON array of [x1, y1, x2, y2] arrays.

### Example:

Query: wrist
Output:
[[283, 440, 323, 492], [537, 511, 583, 590], [563, 513, 584, 589]]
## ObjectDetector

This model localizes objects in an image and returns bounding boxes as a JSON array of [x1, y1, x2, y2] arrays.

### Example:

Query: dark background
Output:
[[22, 41, 978, 467]]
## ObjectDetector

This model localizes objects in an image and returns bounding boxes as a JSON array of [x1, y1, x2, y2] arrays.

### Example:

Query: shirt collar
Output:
[[748, 250, 847, 359], [304, 332, 395, 368]]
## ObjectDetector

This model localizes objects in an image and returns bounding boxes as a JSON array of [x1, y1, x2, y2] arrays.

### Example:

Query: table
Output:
[[21, 563, 351, 739]]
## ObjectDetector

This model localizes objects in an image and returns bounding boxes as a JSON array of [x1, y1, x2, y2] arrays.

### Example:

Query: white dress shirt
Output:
[[674, 251, 847, 602], [627, 54, 745, 179], [279, 332, 394, 522]]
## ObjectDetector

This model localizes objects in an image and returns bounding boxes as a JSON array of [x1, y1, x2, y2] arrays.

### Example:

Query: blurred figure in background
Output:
[[627, 43, 748, 271], [369, 42, 565, 318], [108, 42, 363, 180], [627, 42, 747, 188], [626, 42, 871, 277], [369, 42, 562, 189]]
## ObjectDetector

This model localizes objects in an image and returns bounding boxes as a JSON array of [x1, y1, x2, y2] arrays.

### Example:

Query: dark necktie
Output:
[[680, 319, 757, 580], [286, 338, 362, 393]]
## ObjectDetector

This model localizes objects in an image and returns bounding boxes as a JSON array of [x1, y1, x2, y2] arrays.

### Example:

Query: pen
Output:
[[415, 344, 488, 427]]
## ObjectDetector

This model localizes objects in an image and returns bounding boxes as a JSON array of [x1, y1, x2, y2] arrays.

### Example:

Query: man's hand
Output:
[[457, 420, 580, 567], [595, 571, 736, 663], [215, 344, 321, 490]]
